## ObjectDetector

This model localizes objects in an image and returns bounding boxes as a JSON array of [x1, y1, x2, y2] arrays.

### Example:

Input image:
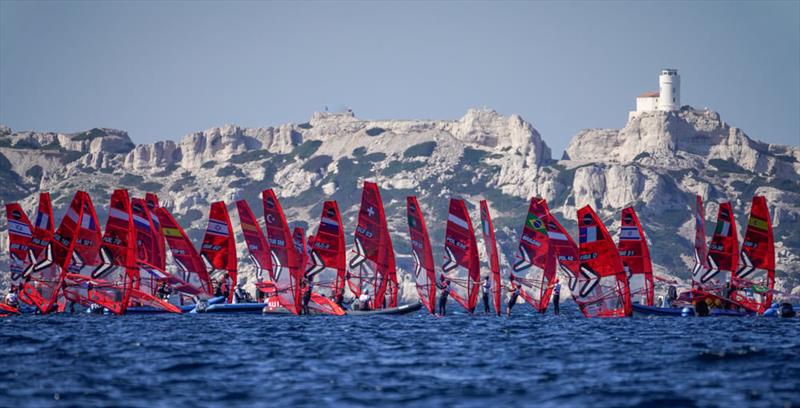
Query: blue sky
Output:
[[1, 1, 798, 155]]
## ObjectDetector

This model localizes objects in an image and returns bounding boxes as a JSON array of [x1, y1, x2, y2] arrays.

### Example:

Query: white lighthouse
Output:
[[628, 68, 681, 121]]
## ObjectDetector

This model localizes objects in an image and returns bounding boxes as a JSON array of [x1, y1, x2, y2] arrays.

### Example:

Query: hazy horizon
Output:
[[1, 1, 798, 154]]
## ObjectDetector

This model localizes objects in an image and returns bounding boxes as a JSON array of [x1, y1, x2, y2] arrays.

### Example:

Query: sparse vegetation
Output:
[[294, 140, 323, 159], [230, 150, 271, 164], [217, 165, 245, 178], [303, 155, 333, 172], [70, 128, 106, 141], [403, 141, 437, 158], [366, 127, 386, 137], [352, 147, 367, 157], [201, 161, 217, 169], [382, 160, 426, 177]]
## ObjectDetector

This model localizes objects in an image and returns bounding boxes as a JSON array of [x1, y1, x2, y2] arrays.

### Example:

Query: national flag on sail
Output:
[[108, 207, 130, 221], [547, 230, 568, 241], [715, 220, 731, 236], [80, 213, 98, 230], [206, 219, 229, 236], [481, 219, 490, 236], [448, 214, 469, 230], [320, 216, 339, 233], [66, 207, 80, 223], [241, 222, 260, 233], [133, 214, 151, 230], [748, 217, 769, 231], [34, 212, 50, 230], [579, 226, 597, 243], [525, 213, 546, 233], [162, 227, 183, 238], [408, 215, 418, 230], [619, 226, 641, 240], [8, 220, 32, 237]]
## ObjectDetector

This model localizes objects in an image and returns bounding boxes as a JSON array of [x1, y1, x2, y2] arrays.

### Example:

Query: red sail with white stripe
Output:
[[577, 205, 631, 317], [235, 200, 273, 289], [262, 189, 303, 314], [145, 193, 167, 271], [512, 198, 556, 313], [21, 192, 84, 313], [155, 207, 213, 297], [6, 202, 35, 287], [32, 193, 54, 253], [479, 200, 503, 316], [349, 182, 395, 309], [62, 192, 104, 306], [616, 207, 654, 306], [200, 201, 237, 302], [131, 198, 167, 295], [731, 196, 775, 314], [306, 201, 347, 301], [529, 199, 588, 316], [691, 195, 709, 288], [406, 196, 436, 315], [700, 202, 739, 293], [442, 198, 480, 313]]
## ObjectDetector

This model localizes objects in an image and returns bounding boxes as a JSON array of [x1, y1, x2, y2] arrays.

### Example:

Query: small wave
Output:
[[694, 346, 765, 362]]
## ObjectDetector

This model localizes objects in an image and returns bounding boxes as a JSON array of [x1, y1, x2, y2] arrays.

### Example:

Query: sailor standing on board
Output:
[[437, 275, 451, 316], [506, 276, 521, 318], [481, 276, 492, 314], [4, 286, 19, 309], [301, 278, 314, 315], [552, 280, 561, 315]]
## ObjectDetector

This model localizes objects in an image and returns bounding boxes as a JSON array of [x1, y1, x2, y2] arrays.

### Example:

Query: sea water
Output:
[[1, 304, 798, 407]]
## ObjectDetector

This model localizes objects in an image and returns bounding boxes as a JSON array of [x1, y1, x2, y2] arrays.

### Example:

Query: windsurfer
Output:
[[437, 276, 451, 316], [156, 281, 171, 301], [301, 278, 314, 315], [695, 298, 710, 316], [506, 276, 521, 317], [552, 280, 561, 315], [481, 276, 491, 314], [212, 280, 223, 297], [4, 286, 19, 309], [356, 288, 371, 311]]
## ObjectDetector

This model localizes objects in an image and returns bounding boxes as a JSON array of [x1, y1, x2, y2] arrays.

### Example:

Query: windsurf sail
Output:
[[200, 201, 237, 302], [262, 189, 303, 314], [442, 198, 480, 313], [155, 207, 213, 297], [145, 193, 167, 271], [305, 201, 347, 303], [616, 207, 654, 306], [61, 192, 104, 307], [479, 200, 503, 316], [700, 202, 739, 293], [235, 200, 273, 290], [577, 205, 631, 317], [63, 189, 135, 314], [528, 199, 586, 315], [731, 196, 774, 314], [348, 182, 396, 310], [131, 198, 169, 295], [406, 196, 436, 315], [6, 203, 35, 287], [21, 192, 84, 313], [691, 195, 709, 285], [511, 198, 557, 313]]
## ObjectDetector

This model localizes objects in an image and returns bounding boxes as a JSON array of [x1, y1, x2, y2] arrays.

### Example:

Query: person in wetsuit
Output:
[[481, 276, 492, 314], [156, 281, 171, 301], [301, 278, 314, 315], [552, 280, 561, 315], [506, 276, 521, 318], [437, 277, 451, 316]]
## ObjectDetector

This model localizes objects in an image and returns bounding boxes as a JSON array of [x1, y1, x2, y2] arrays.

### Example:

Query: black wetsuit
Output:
[[302, 283, 313, 315], [482, 281, 491, 314], [438, 282, 451, 316], [553, 283, 561, 315], [507, 286, 520, 315]]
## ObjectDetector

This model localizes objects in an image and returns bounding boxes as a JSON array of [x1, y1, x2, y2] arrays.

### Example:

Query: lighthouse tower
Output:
[[657, 69, 680, 111]]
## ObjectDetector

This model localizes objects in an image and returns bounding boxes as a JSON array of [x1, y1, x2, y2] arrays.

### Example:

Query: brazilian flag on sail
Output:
[[525, 213, 546, 233], [408, 215, 418, 230]]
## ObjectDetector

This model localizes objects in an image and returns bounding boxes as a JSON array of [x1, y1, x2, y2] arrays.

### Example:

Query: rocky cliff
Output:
[[1, 107, 798, 300]]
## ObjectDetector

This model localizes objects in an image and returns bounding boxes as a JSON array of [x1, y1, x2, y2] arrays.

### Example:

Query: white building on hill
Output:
[[629, 69, 681, 121]]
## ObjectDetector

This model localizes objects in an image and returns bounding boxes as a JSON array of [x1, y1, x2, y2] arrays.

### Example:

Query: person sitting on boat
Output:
[[4, 286, 19, 309], [437, 276, 451, 316], [667, 285, 678, 306], [506, 276, 521, 318], [481, 276, 491, 314], [156, 281, 171, 301], [659, 295, 668, 308], [301, 278, 314, 315], [212, 280, 223, 297], [552, 280, 561, 315]]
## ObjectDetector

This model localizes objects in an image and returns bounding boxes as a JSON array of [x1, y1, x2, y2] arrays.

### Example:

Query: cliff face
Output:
[[0, 107, 798, 300]]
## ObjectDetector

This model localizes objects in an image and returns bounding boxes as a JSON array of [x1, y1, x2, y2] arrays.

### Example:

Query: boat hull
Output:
[[632, 303, 752, 317], [346, 302, 422, 315]]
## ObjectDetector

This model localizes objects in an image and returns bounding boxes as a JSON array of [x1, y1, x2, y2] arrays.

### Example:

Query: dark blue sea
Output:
[[1, 304, 798, 407]]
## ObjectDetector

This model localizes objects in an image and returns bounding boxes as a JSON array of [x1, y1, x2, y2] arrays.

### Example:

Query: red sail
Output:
[[731, 196, 775, 313], [6, 203, 35, 287], [235, 200, 272, 286], [145, 193, 167, 271], [305, 201, 347, 301], [349, 182, 395, 309], [406, 196, 437, 315], [262, 189, 303, 314], [577, 205, 631, 317], [31, 192, 54, 258], [529, 199, 586, 315], [479, 200, 503, 316], [64, 189, 135, 314], [155, 207, 213, 297], [512, 198, 556, 313], [200, 201, 237, 302], [701, 202, 739, 292], [442, 198, 480, 313], [691, 195, 709, 286], [62, 192, 104, 306], [131, 198, 167, 294], [616, 207, 654, 306], [21, 192, 85, 313]]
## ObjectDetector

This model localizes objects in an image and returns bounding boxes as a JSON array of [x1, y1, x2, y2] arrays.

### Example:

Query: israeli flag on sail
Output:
[[206, 219, 229, 236], [8, 220, 32, 237], [579, 226, 597, 243], [619, 226, 641, 240], [448, 214, 469, 230]]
